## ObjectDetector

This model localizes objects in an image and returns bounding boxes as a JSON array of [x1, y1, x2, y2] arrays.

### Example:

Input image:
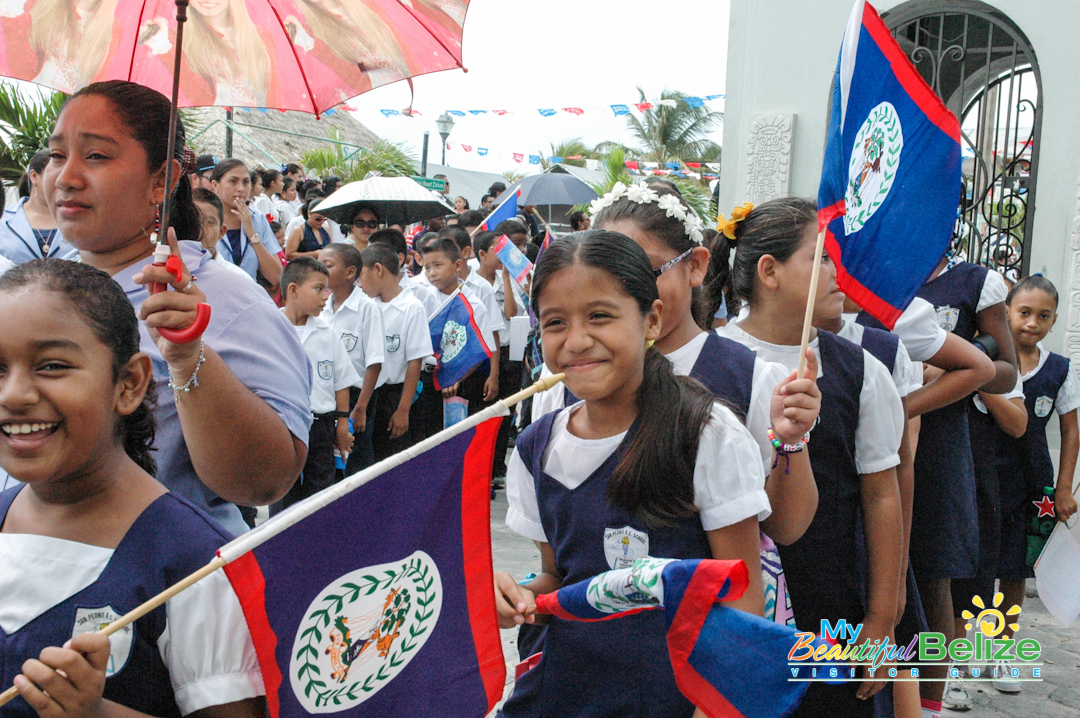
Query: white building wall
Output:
[[721, 0, 1080, 355]]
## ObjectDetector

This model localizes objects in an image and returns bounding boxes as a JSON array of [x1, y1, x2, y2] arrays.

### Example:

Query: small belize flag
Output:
[[493, 234, 533, 285], [538, 230, 554, 256], [817, 0, 962, 329], [479, 189, 520, 232], [428, 292, 492, 390], [535, 557, 827, 718]]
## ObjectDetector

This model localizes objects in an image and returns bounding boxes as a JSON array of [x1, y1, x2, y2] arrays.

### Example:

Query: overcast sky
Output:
[[342, 0, 731, 175]]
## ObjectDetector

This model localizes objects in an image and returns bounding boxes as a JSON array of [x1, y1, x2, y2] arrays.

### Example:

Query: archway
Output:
[[883, 0, 1041, 278]]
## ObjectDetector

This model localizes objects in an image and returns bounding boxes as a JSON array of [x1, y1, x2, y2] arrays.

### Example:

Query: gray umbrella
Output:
[[501, 172, 599, 207]]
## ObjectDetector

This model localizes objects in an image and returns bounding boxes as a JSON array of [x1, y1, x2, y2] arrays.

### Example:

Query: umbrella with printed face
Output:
[[0, 0, 470, 339]]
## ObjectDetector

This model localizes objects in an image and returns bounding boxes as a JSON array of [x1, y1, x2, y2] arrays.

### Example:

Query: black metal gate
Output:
[[884, 0, 1041, 278]]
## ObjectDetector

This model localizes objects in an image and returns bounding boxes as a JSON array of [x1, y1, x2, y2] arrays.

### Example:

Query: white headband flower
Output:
[[589, 182, 706, 245]]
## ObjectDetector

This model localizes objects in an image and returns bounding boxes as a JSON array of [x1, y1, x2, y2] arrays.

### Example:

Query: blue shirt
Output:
[[113, 241, 312, 535], [215, 208, 282, 280], [0, 198, 78, 264]]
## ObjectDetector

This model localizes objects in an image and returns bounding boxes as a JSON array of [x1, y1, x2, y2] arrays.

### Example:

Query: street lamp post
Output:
[[436, 113, 455, 166]]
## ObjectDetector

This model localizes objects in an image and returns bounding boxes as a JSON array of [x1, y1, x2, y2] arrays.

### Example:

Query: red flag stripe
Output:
[[460, 418, 509, 711], [222, 552, 283, 718], [824, 228, 903, 329]]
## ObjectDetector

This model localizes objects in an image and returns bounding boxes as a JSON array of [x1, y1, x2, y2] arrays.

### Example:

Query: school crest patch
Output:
[[1035, 396, 1054, 418], [386, 334, 401, 353], [603, 526, 649, 570], [440, 320, 468, 364], [341, 333, 359, 352], [972, 393, 988, 414], [72, 606, 133, 678], [844, 101, 902, 234], [290, 551, 442, 712], [318, 360, 334, 381], [935, 305, 959, 332]]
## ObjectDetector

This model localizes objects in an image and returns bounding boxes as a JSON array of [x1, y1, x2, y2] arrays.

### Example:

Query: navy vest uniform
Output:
[[997, 352, 1070, 579], [907, 262, 987, 580], [0, 490, 232, 718], [777, 331, 872, 718], [297, 222, 330, 254], [500, 415, 709, 718], [515, 333, 759, 689]]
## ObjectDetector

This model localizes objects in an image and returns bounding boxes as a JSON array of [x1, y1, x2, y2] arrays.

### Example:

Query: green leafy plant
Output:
[[539, 137, 598, 169], [302, 129, 417, 183], [0, 83, 67, 186], [625, 87, 723, 164]]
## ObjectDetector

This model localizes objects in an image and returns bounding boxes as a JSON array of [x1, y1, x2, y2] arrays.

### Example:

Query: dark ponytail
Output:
[[68, 81, 201, 243], [531, 230, 716, 527], [703, 198, 817, 318], [18, 149, 51, 199], [0, 260, 157, 475]]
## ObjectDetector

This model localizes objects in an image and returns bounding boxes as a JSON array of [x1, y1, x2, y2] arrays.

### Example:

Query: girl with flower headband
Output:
[[534, 182, 821, 551], [708, 197, 904, 716]]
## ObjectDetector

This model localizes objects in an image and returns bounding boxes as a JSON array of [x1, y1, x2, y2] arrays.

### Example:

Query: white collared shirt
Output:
[[287, 313, 360, 414], [321, 288, 386, 388], [462, 269, 505, 340], [376, 289, 434, 384]]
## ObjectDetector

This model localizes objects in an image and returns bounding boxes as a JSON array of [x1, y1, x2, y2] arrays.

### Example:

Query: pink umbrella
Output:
[[0, 0, 469, 340]]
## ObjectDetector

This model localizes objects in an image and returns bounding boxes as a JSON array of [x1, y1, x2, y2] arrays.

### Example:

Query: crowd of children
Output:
[[0, 79, 1077, 718]]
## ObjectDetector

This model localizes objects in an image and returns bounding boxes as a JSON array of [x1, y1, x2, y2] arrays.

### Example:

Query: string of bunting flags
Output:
[[443, 141, 720, 179], [377, 94, 725, 118]]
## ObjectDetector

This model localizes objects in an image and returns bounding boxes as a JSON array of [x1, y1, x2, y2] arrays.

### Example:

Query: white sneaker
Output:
[[993, 661, 1021, 694], [943, 680, 973, 710]]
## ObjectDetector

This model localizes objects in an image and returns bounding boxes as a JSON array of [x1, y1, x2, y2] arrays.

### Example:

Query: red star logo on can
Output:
[[1033, 495, 1056, 518]]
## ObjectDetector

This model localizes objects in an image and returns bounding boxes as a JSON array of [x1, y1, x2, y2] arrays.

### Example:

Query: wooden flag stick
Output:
[[0, 372, 566, 708], [796, 228, 828, 377], [529, 207, 557, 237]]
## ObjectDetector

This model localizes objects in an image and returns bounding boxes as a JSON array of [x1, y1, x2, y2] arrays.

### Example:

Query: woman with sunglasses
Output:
[[346, 206, 380, 250], [285, 198, 332, 261]]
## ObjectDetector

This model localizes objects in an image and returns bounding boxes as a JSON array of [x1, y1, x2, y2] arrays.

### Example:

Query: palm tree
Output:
[[625, 87, 723, 164], [302, 129, 417, 183], [502, 168, 526, 184], [539, 138, 596, 169], [0, 83, 67, 186], [576, 147, 715, 221]]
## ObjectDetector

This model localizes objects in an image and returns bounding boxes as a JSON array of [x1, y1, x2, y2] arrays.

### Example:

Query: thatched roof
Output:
[[184, 107, 381, 170]]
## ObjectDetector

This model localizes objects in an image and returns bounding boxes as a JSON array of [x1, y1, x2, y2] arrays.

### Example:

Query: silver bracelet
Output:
[[168, 340, 206, 394]]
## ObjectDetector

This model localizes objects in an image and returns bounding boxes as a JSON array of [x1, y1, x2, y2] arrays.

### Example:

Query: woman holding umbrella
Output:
[[41, 80, 312, 537], [346, 206, 380, 250]]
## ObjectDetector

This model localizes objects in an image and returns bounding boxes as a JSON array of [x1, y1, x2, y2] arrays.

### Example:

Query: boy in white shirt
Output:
[[440, 225, 506, 349], [276, 257, 359, 512], [318, 243, 385, 475], [422, 238, 498, 436], [359, 243, 434, 460], [370, 227, 440, 317]]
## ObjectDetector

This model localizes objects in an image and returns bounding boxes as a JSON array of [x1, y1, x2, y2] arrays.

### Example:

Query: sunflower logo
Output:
[[961, 593, 1021, 638]]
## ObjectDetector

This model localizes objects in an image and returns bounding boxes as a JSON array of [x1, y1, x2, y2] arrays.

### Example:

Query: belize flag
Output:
[[493, 234, 534, 284], [479, 189, 520, 232], [220, 418, 506, 718], [818, 0, 961, 329], [428, 291, 492, 390], [536, 557, 831, 718], [537, 230, 554, 256]]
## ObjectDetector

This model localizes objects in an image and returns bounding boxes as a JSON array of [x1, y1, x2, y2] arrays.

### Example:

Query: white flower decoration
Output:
[[657, 194, 682, 216]]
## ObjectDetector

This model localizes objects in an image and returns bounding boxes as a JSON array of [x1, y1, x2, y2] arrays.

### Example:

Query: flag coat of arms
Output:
[[221, 419, 506, 718], [818, 0, 962, 329], [479, 190, 520, 232], [492, 234, 533, 285], [428, 292, 492, 390], [535, 557, 828, 718]]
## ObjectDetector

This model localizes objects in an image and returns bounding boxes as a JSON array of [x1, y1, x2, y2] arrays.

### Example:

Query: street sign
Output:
[[412, 176, 447, 192]]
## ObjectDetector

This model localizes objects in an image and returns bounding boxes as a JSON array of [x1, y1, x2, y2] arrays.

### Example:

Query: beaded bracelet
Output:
[[168, 340, 206, 395], [766, 426, 808, 454]]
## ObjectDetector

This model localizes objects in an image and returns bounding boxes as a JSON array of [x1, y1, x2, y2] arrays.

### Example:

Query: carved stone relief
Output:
[[745, 114, 794, 204]]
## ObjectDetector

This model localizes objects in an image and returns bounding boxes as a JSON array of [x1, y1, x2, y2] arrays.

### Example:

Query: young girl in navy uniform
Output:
[[989, 277, 1078, 692], [709, 198, 904, 717], [898, 254, 1018, 717], [496, 231, 788, 718], [0, 260, 263, 717]]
